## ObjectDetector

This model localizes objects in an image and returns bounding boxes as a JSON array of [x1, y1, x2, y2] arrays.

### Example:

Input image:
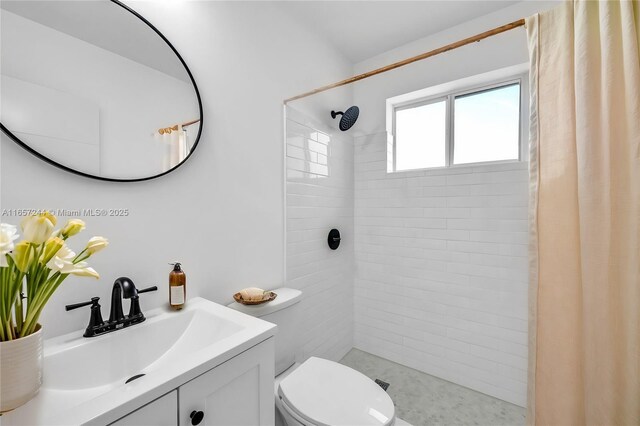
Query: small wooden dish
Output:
[[233, 291, 277, 305]]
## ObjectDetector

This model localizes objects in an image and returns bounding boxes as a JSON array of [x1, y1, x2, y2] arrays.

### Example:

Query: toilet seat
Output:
[[277, 357, 395, 426]]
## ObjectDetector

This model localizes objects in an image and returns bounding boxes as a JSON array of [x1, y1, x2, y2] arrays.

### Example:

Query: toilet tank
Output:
[[228, 288, 302, 375]]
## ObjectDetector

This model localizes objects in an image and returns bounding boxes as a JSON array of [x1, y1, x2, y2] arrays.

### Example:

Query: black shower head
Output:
[[331, 106, 359, 131]]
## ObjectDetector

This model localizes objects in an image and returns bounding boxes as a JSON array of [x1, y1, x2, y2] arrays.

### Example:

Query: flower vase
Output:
[[0, 325, 43, 413]]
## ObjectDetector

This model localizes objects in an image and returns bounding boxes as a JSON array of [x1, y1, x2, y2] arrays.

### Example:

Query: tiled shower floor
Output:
[[339, 349, 526, 426]]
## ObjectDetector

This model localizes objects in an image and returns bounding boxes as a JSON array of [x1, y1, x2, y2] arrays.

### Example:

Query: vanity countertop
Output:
[[2, 297, 276, 426]]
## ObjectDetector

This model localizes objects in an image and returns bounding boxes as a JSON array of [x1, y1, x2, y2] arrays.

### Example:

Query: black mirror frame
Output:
[[0, 0, 203, 182]]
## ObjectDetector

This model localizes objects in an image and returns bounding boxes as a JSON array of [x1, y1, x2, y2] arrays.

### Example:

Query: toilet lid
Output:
[[277, 357, 395, 426]]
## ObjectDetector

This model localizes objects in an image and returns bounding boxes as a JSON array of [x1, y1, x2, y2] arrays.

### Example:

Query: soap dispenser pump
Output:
[[169, 262, 186, 310]]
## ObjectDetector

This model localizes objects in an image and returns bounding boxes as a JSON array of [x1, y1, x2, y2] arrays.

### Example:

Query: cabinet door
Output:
[[111, 390, 177, 426], [179, 338, 275, 426]]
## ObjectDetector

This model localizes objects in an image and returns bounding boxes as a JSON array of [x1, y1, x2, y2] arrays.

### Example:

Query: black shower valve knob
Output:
[[328, 229, 341, 250]]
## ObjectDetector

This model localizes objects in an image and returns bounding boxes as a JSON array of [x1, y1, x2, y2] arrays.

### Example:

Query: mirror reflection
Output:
[[0, 0, 202, 181]]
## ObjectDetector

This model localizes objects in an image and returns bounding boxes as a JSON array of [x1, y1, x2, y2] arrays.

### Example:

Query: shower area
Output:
[[285, 93, 528, 401], [284, 12, 532, 421]]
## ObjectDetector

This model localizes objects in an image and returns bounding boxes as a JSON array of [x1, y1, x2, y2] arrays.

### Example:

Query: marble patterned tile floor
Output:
[[339, 349, 525, 426]]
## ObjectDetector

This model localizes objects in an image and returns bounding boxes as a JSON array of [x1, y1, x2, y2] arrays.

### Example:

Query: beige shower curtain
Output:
[[526, 1, 640, 425]]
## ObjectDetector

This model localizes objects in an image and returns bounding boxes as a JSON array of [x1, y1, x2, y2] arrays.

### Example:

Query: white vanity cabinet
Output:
[[179, 337, 275, 426], [111, 339, 275, 426]]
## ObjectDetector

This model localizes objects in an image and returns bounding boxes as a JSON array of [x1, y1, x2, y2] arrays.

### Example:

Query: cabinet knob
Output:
[[190, 410, 204, 425]]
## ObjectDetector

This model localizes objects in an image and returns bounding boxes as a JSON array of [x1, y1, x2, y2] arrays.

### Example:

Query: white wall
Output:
[[354, 148, 529, 405], [285, 107, 354, 363], [0, 1, 352, 339], [351, 1, 559, 407]]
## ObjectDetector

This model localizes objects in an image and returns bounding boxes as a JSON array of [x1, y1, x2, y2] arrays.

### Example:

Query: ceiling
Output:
[[279, 1, 521, 63], [2, 1, 521, 79], [0, 1, 190, 82]]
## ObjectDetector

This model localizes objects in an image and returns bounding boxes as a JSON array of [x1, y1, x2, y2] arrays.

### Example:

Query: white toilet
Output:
[[229, 288, 399, 426]]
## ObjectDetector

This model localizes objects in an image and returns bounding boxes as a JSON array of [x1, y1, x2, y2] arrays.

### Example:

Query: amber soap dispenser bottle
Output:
[[169, 262, 186, 310]]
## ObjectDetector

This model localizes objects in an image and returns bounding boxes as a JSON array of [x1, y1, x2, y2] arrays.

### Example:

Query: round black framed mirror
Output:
[[0, 0, 203, 182]]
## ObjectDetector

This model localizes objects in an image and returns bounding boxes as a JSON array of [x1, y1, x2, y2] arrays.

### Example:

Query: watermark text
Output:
[[1, 208, 130, 217]]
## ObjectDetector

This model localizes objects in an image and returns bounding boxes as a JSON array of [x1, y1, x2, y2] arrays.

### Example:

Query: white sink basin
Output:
[[44, 306, 242, 391], [3, 297, 276, 425]]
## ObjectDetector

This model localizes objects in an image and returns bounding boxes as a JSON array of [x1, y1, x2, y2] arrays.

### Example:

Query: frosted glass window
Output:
[[394, 100, 446, 171], [453, 83, 520, 165]]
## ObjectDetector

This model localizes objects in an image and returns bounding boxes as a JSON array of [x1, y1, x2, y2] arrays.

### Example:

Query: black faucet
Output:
[[109, 277, 138, 325], [66, 277, 157, 337]]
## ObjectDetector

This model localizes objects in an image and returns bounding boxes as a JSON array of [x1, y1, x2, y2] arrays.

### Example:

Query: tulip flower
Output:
[[0, 223, 19, 267], [21, 213, 55, 245], [85, 236, 109, 255], [13, 241, 34, 272], [40, 237, 64, 265], [68, 262, 100, 279], [60, 219, 85, 239]]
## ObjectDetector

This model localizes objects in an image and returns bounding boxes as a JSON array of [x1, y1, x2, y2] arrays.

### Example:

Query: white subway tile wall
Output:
[[286, 108, 354, 363], [353, 131, 528, 406]]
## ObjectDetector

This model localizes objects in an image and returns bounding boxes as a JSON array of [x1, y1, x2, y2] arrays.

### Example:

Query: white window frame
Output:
[[387, 63, 529, 173]]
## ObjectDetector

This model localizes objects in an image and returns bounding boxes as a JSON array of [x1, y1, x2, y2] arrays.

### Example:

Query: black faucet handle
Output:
[[66, 297, 105, 337], [66, 296, 100, 311], [128, 286, 157, 320]]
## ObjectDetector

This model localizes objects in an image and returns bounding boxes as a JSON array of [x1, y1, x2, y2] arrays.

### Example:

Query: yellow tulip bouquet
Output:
[[0, 212, 108, 341]]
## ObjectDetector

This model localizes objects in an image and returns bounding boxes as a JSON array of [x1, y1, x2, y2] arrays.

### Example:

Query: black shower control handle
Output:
[[328, 229, 341, 250]]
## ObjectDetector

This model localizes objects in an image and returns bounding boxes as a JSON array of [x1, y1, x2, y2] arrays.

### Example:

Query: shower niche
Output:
[[0, 0, 202, 181]]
